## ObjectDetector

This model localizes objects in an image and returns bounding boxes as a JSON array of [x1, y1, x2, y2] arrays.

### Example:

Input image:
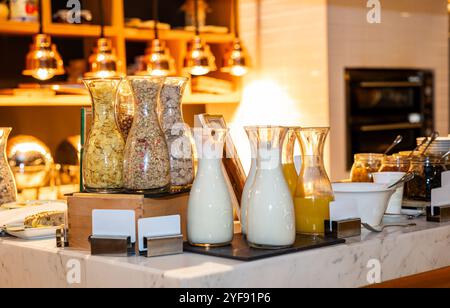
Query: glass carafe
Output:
[[160, 77, 195, 190], [115, 80, 135, 141], [282, 127, 299, 196], [294, 127, 334, 235], [240, 126, 258, 236], [82, 78, 125, 193], [123, 76, 171, 194], [247, 126, 296, 249], [188, 128, 233, 247], [0, 128, 17, 205]]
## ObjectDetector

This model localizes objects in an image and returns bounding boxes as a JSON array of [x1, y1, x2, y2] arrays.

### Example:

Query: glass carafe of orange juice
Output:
[[294, 127, 334, 235], [282, 127, 299, 196]]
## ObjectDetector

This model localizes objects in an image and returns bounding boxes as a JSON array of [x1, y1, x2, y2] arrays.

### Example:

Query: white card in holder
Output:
[[431, 186, 450, 208], [443, 171, 450, 187], [138, 215, 181, 252], [92, 210, 136, 243]]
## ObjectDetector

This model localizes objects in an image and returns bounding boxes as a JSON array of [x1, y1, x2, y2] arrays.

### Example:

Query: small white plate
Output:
[[5, 225, 60, 240]]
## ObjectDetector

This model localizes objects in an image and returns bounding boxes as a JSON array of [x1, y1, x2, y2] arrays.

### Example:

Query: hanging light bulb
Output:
[[85, 37, 121, 78], [183, 0, 216, 76], [222, 38, 249, 77], [221, 0, 250, 76], [85, 0, 121, 78], [139, 39, 176, 76], [22, 1, 64, 81], [137, 0, 175, 77]]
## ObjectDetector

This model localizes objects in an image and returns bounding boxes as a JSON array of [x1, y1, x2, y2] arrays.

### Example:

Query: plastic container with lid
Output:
[[406, 155, 445, 202], [350, 153, 385, 183]]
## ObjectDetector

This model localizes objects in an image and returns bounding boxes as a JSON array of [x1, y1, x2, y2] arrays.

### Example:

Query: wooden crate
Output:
[[67, 192, 189, 252]]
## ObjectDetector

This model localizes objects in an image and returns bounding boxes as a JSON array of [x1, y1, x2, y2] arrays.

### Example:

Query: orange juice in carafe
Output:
[[282, 128, 299, 196], [294, 196, 333, 235], [294, 127, 334, 235], [283, 163, 297, 196]]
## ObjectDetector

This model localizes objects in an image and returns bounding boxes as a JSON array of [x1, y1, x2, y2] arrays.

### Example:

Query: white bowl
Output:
[[372, 172, 406, 215], [332, 183, 395, 226]]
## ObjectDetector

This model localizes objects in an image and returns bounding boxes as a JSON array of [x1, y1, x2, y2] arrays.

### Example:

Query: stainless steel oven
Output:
[[346, 68, 434, 169]]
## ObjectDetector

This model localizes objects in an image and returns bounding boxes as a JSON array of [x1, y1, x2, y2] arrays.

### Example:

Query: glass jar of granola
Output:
[[160, 77, 194, 190], [82, 77, 125, 193], [123, 76, 171, 194]]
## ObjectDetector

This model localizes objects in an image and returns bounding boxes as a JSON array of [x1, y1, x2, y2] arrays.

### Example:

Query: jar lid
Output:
[[354, 153, 385, 161]]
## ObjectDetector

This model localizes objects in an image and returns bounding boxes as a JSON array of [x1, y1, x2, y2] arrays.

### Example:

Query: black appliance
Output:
[[346, 68, 434, 169]]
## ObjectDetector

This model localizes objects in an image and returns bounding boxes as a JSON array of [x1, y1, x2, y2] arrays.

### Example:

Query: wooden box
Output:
[[67, 192, 189, 252]]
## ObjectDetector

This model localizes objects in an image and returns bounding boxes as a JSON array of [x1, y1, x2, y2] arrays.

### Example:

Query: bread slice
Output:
[[24, 211, 65, 228]]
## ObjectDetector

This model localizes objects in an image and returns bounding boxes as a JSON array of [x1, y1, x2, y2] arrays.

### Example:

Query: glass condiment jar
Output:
[[294, 127, 334, 235], [123, 76, 171, 194], [350, 153, 385, 182], [0, 128, 18, 205], [282, 127, 299, 196], [379, 155, 411, 173], [246, 126, 296, 249], [240, 126, 258, 236], [115, 80, 135, 141], [159, 77, 195, 190], [188, 128, 233, 247], [406, 155, 445, 202], [82, 78, 125, 193]]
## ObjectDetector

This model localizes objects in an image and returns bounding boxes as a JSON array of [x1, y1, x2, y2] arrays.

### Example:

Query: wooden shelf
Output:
[[0, 93, 240, 107], [125, 28, 235, 43], [0, 21, 39, 35], [46, 23, 117, 38], [0, 95, 91, 107]]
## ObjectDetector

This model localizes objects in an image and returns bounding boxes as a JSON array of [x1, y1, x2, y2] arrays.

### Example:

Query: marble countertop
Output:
[[1, 217, 449, 288]]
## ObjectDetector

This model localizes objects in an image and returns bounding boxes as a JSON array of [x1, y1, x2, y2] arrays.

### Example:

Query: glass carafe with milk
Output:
[[187, 128, 234, 247], [246, 126, 296, 249], [240, 126, 258, 236]]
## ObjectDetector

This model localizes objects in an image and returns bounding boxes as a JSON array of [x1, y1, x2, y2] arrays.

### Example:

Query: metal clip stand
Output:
[[144, 234, 183, 258], [89, 235, 135, 257], [56, 227, 69, 248], [426, 206, 450, 223], [325, 219, 361, 239]]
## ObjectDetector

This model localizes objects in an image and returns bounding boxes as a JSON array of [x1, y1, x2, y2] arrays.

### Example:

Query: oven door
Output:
[[348, 123, 422, 169], [350, 81, 423, 116]]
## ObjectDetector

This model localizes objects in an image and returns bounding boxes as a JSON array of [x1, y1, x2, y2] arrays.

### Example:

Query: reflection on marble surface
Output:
[[0, 217, 449, 288]]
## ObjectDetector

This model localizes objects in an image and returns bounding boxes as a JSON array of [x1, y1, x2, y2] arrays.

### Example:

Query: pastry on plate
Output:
[[24, 211, 65, 228]]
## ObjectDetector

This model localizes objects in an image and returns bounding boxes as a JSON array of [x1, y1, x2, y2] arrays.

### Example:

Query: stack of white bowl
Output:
[[417, 136, 450, 156]]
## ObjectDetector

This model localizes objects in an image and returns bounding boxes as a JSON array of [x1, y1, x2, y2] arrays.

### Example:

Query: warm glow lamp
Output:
[[184, 0, 216, 76], [137, 0, 176, 76], [85, 0, 121, 78], [221, 0, 250, 76], [22, 1, 64, 81]]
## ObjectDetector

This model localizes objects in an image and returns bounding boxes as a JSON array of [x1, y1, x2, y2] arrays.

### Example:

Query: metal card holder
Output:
[[56, 227, 69, 248], [426, 205, 450, 223], [325, 219, 361, 239], [144, 234, 183, 258], [89, 235, 135, 257]]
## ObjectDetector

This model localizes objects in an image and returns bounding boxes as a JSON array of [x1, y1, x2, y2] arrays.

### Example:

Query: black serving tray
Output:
[[183, 234, 345, 262]]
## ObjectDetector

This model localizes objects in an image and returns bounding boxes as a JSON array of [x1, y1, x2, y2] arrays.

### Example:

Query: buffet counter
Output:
[[0, 217, 449, 288]]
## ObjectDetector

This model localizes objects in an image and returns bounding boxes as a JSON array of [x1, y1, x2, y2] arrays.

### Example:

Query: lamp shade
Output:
[[138, 39, 176, 76], [184, 36, 216, 76], [22, 34, 65, 81], [221, 38, 250, 77], [85, 38, 121, 78]]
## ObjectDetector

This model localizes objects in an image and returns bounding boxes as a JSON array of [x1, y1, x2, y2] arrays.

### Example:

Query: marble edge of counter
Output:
[[0, 219, 450, 288]]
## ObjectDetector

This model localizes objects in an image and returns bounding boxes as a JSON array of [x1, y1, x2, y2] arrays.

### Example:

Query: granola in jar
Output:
[[0, 128, 17, 205], [123, 76, 171, 194], [82, 78, 125, 193], [116, 80, 135, 140], [160, 77, 194, 189]]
